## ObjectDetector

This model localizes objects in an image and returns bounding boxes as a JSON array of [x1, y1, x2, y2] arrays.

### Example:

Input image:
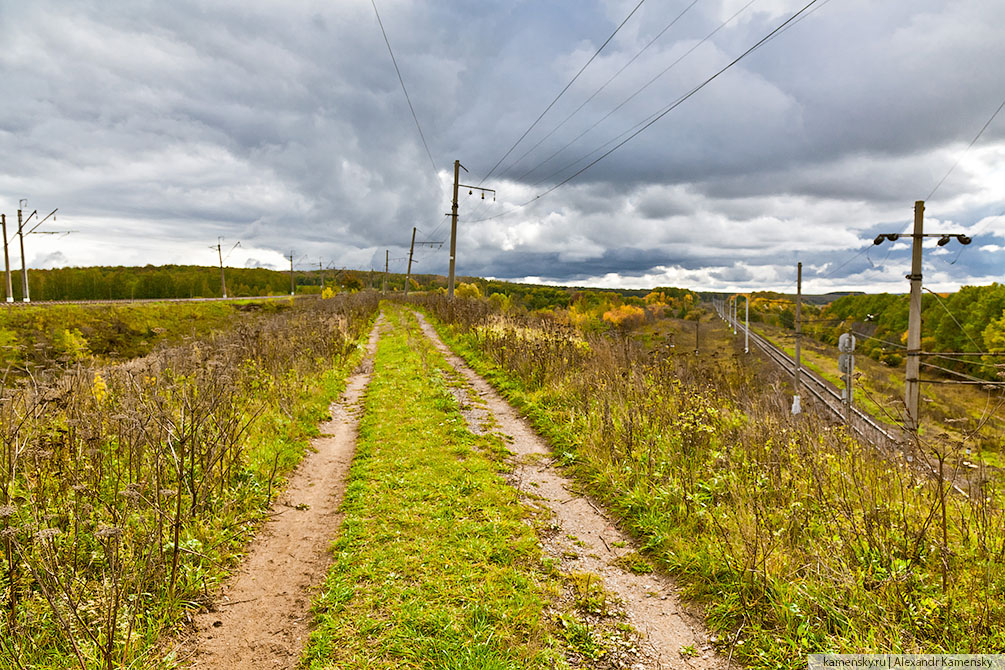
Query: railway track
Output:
[[715, 304, 902, 449], [714, 305, 982, 496]]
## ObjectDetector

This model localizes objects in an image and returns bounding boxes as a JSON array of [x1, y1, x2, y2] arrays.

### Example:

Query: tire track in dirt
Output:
[[181, 316, 384, 669], [414, 313, 728, 670]]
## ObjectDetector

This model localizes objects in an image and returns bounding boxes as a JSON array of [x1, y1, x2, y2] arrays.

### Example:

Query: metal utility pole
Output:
[[1, 214, 11, 303], [447, 159, 496, 299], [873, 200, 971, 437], [743, 295, 749, 354], [289, 251, 295, 296], [405, 227, 416, 296], [383, 250, 388, 294], [792, 262, 802, 415], [217, 239, 227, 299], [904, 201, 924, 434], [839, 332, 856, 423], [17, 208, 28, 303]]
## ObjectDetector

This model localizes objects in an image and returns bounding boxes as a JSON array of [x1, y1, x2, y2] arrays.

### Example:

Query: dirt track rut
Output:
[[184, 316, 382, 669], [413, 313, 726, 670]]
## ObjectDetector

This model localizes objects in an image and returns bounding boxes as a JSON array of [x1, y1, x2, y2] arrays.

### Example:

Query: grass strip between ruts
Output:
[[303, 305, 567, 669]]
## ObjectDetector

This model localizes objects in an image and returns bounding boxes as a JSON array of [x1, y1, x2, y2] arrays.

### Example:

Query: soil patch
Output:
[[179, 316, 383, 668]]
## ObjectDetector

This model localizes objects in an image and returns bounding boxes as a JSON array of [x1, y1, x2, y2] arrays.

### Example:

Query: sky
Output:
[[0, 0, 1003, 295]]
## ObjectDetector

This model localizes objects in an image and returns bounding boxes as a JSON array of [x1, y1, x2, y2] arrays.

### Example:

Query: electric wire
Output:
[[371, 0, 440, 180], [522, 0, 824, 207], [850, 330, 906, 350], [512, 0, 756, 185], [921, 360, 997, 384], [938, 207, 1005, 269], [479, 0, 647, 185], [466, 0, 820, 226], [764, 0, 835, 44], [926, 353, 1004, 373], [425, 213, 452, 243], [818, 245, 871, 279], [927, 94, 1005, 201], [499, 0, 703, 180], [922, 286, 985, 353]]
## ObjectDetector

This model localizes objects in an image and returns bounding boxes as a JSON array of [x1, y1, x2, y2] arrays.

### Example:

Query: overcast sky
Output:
[[1, 0, 1002, 294]]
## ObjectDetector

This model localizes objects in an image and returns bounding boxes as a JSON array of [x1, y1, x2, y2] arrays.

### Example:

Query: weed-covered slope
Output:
[[413, 294, 1005, 669], [0, 293, 378, 669]]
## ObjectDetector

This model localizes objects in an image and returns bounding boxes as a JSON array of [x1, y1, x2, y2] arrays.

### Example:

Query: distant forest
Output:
[[5, 265, 399, 301], [4, 265, 662, 305], [808, 285, 1005, 376], [7, 266, 1004, 380]]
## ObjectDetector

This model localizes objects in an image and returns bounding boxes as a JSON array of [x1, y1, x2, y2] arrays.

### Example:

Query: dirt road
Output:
[[176, 311, 727, 669], [184, 317, 382, 669]]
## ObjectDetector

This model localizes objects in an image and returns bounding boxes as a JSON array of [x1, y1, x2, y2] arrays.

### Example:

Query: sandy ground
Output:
[[182, 316, 383, 669], [414, 312, 728, 670]]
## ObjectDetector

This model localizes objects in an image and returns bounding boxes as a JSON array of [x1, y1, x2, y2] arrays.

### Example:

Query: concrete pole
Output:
[[289, 252, 295, 296], [792, 262, 802, 414], [383, 250, 388, 294], [448, 159, 460, 299], [405, 226, 416, 296], [904, 201, 925, 434], [218, 241, 227, 299], [1, 214, 12, 303], [17, 210, 29, 303]]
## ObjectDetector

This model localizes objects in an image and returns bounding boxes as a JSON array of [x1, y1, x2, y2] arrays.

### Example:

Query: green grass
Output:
[[413, 297, 1005, 669], [0, 296, 378, 669], [303, 305, 568, 669], [0, 300, 276, 372]]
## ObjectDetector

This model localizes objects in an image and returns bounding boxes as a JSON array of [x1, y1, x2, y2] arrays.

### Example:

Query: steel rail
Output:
[[715, 303, 972, 496]]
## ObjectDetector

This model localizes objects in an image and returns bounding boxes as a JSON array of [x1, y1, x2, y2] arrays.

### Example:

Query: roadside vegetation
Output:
[[0, 293, 378, 669], [0, 300, 285, 375], [304, 305, 574, 669], [412, 293, 1005, 668]]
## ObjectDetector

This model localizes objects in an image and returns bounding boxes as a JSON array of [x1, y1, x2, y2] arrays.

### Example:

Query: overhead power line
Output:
[[500, 0, 704, 180], [927, 94, 1005, 201], [467, 0, 824, 226], [512, 0, 755, 185], [371, 0, 439, 179], [922, 286, 985, 353], [479, 0, 647, 185], [522, 0, 826, 208]]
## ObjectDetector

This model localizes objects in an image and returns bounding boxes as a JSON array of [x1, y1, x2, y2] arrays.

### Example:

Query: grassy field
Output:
[[0, 294, 378, 669], [0, 299, 296, 375], [304, 305, 584, 669], [413, 294, 1005, 668]]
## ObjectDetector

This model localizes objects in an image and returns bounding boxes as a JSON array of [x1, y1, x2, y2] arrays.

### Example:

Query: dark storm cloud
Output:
[[0, 0, 1002, 292]]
